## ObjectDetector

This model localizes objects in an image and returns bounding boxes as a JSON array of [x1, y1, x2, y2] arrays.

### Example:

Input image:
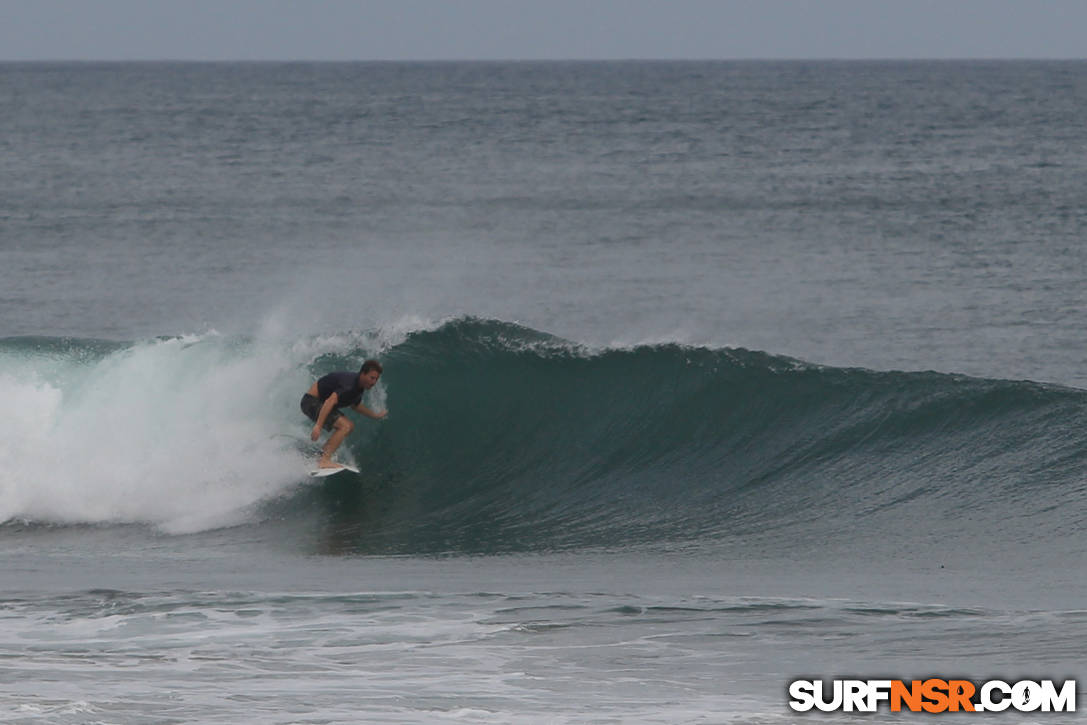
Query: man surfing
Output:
[[300, 359, 387, 470]]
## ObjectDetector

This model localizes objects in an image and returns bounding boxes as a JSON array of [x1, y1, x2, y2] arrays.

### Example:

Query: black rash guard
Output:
[[316, 371, 364, 409]]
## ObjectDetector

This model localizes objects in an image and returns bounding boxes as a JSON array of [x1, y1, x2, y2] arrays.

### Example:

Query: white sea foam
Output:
[[0, 334, 318, 533]]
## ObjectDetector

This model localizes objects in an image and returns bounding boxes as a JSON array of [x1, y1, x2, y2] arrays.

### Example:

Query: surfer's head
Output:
[[358, 359, 383, 388]]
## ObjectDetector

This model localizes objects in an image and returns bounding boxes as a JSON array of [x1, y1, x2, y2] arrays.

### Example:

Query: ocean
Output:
[[2, 60, 1086, 723]]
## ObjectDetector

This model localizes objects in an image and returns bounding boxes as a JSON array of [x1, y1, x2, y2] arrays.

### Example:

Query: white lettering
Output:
[[1013, 680, 1043, 712], [814, 680, 843, 712], [1039, 680, 1076, 713], [843, 680, 868, 712], [867, 680, 892, 711], [788, 680, 816, 712], [979, 680, 1010, 712]]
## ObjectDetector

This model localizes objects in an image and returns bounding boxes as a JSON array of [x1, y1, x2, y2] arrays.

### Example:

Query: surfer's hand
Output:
[[375, 410, 388, 420], [311, 425, 321, 441]]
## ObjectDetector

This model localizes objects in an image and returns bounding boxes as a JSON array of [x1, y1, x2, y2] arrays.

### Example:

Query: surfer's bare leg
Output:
[[319, 417, 354, 468]]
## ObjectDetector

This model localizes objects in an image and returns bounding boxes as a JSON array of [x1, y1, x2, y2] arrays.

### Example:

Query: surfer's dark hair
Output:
[[360, 359, 383, 376]]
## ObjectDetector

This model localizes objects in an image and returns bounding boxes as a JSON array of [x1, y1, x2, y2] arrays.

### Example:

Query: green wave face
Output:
[[299, 319, 1087, 554]]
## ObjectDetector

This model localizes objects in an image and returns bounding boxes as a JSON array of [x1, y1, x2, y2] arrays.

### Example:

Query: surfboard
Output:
[[308, 464, 360, 478]]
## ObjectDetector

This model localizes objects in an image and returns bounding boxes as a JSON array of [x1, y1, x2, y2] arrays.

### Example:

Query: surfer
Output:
[[300, 360, 387, 470]]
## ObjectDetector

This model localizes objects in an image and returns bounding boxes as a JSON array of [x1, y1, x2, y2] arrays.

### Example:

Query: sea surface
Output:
[[2, 61, 1086, 723]]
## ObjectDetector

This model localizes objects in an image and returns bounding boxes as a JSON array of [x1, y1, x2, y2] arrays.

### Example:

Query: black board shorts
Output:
[[300, 394, 343, 431]]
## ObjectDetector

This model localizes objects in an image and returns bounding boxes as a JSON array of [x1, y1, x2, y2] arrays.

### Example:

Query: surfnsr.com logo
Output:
[[788, 679, 1077, 713]]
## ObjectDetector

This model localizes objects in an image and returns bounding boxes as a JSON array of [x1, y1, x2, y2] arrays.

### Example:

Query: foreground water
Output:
[[2, 61, 1086, 722], [5, 534, 1084, 725]]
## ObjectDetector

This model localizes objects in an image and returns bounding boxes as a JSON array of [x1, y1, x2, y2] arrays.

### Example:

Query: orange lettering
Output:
[[891, 680, 923, 712], [921, 679, 950, 713], [947, 680, 976, 712]]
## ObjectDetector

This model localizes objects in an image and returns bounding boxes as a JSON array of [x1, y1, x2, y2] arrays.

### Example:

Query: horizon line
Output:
[[3, 56, 1086, 64]]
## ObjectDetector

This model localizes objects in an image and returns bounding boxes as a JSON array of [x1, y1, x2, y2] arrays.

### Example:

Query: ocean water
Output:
[[2, 61, 1086, 723]]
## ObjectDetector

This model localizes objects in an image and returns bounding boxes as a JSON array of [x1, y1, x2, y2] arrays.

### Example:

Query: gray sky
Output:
[[2, 0, 1085, 61]]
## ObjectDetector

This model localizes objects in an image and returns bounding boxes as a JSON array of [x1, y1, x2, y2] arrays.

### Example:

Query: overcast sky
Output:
[[2, 0, 1085, 61]]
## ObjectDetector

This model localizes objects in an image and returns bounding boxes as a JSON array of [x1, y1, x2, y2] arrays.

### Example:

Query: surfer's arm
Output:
[[311, 393, 338, 438], [353, 403, 387, 420]]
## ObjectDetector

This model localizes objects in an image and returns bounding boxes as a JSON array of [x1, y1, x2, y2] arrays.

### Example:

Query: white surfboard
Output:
[[308, 464, 360, 478]]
